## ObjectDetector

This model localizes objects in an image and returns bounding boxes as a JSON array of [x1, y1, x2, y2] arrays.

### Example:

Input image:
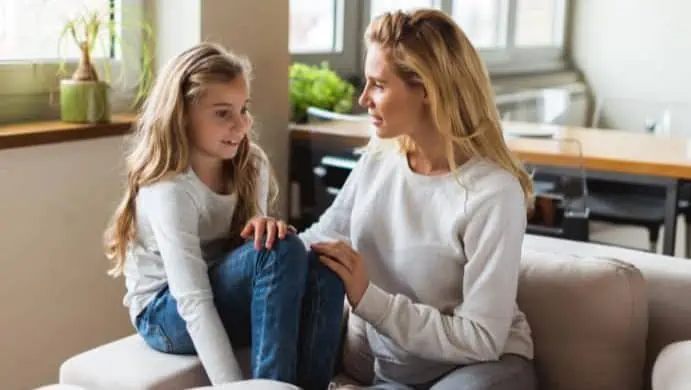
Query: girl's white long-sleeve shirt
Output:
[[122, 162, 269, 385], [298, 148, 534, 384]]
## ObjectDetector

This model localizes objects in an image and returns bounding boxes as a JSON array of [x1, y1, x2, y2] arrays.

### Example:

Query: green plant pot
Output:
[[60, 80, 110, 123]]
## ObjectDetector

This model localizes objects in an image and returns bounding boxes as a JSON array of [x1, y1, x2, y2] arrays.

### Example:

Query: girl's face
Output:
[[187, 77, 251, 161], [358, 44, 428, 139]]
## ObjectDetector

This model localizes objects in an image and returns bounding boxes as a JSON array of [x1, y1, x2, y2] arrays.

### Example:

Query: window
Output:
[[289, 0, 343, 54], [0, 0, 115, 61], [370, 0, 439, 20], [289, 0, 358, 76], [452, 0, 508, 48], [290, 0, 569, 80], [367, 0, 568, 73], [515, 0, 565, 47], [450, 0, 568, 72], [0, 0, 143, 122]]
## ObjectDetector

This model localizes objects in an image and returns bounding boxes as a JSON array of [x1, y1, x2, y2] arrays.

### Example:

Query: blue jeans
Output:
[[135, 234, 345, 390]]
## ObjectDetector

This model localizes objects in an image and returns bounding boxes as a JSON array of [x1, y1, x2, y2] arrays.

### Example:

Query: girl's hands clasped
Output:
[[311, 241, 370, 307], [240, 216, 297, 250]]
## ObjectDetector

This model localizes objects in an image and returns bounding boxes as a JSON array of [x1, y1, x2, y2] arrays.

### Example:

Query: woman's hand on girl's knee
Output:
[[240, 216, 297, 250], [311, 241, 370, 308]]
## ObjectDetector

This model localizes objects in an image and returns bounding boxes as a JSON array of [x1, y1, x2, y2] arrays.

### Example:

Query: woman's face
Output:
[[358, 44, 428, 139]]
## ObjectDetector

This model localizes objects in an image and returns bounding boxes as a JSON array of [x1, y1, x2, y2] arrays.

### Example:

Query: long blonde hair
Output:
[[365, 9, 534, 205], [104, 42, 277, 277]]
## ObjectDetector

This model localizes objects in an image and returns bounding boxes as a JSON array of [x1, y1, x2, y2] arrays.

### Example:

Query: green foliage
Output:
[[289, 61, 355, 122]]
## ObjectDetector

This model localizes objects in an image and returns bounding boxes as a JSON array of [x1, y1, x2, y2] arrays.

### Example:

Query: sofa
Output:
[[56, 234, 691, 389]]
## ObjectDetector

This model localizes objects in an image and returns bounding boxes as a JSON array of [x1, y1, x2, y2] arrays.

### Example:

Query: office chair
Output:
[[581, 97, 691, 255]]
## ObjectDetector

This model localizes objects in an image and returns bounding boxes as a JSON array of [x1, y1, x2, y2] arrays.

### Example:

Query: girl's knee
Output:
[[271, 233, 308, 259], [323, 276, 346, 304], [310, 252, 338, 278], [309, 251, 346, 296], [253, 234, 309, 276]]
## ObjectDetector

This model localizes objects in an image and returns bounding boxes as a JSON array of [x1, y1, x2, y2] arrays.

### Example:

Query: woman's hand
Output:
[[240, 216, 297, 250], [311, 241, 370, 307]]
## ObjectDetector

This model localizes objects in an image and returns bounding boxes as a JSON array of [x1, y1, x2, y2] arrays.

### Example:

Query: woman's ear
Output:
[[409, 79, 428, 105], [421, 85, 429, 105]]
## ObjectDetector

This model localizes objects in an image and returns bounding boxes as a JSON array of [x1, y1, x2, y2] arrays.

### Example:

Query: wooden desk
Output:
[[505, 122, 691, 180], [292, 120, 691, 179], [290, 120, 691, 256]]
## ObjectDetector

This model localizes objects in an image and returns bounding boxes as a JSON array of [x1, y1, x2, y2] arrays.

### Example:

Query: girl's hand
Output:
[[240, 216, 297, 250], [311, 241, 370, 307]]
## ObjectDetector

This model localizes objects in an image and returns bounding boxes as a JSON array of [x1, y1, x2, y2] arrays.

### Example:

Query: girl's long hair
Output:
[[104, 42, 277, 277]]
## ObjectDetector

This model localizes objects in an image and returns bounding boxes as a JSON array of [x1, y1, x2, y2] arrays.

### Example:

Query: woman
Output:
[[300, 8, 537, 390]]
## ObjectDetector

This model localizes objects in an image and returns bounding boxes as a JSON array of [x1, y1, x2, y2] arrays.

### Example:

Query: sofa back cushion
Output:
[[524, 235, 691, 389], [519, 249, 648, 390]]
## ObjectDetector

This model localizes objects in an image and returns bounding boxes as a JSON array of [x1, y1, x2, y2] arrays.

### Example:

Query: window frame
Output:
[[0, 0, 145, 122], [290, 0, 362, 77], [290, 0, 569, 80]]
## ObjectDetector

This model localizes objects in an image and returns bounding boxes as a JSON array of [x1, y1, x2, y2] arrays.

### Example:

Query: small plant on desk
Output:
[[289, 61, 355, 123]]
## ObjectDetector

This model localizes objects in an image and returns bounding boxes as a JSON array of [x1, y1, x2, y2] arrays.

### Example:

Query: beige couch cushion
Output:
[[518, 248, 648, 390], [652, 340, 691, 390], [524, 234, 691, 389], [60, 334, 251, 390], [60, 334, 211, 389]]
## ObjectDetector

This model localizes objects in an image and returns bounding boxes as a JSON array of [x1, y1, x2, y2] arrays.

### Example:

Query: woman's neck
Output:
[[189, 152, 225, 194], [406, 129, 470, 176]]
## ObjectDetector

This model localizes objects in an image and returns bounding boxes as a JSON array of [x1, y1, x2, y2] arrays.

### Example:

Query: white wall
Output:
[[153, 0, 291, 215], [151, 0, 201, 71], [0, 137, 132, 390], [571, 0, 691, 136]]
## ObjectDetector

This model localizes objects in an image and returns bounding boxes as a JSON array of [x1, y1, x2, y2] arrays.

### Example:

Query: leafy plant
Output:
[[57, 4, 155, 106], [289, 61, 355, 123]]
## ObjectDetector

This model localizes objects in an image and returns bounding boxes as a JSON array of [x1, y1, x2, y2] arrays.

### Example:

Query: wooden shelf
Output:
[[0, 114, 137, 150]]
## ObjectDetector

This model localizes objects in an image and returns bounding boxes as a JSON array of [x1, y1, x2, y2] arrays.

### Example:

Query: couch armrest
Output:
[[653, 341, 691, 390]]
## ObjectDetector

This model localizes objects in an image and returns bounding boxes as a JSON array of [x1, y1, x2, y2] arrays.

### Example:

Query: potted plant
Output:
[[57, 6, 154, 123], [289, 61, 356, 123]]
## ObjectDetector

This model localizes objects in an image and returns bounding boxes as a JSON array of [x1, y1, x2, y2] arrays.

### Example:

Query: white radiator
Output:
[[496, 82, 589, 127]]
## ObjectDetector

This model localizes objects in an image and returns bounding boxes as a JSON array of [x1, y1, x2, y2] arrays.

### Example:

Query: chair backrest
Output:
[[537, 88, 573, 125], [590, 97, 690, 137], [499, 86, 587, 127]]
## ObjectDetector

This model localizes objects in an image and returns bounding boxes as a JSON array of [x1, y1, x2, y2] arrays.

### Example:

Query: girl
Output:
[[301, 9, 538, 390], [104, 42, 344, 390]]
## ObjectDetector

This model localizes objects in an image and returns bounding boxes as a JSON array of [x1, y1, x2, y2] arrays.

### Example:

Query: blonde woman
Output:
[[301, 9, 537, 390], [104, 43, 344, 389]]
